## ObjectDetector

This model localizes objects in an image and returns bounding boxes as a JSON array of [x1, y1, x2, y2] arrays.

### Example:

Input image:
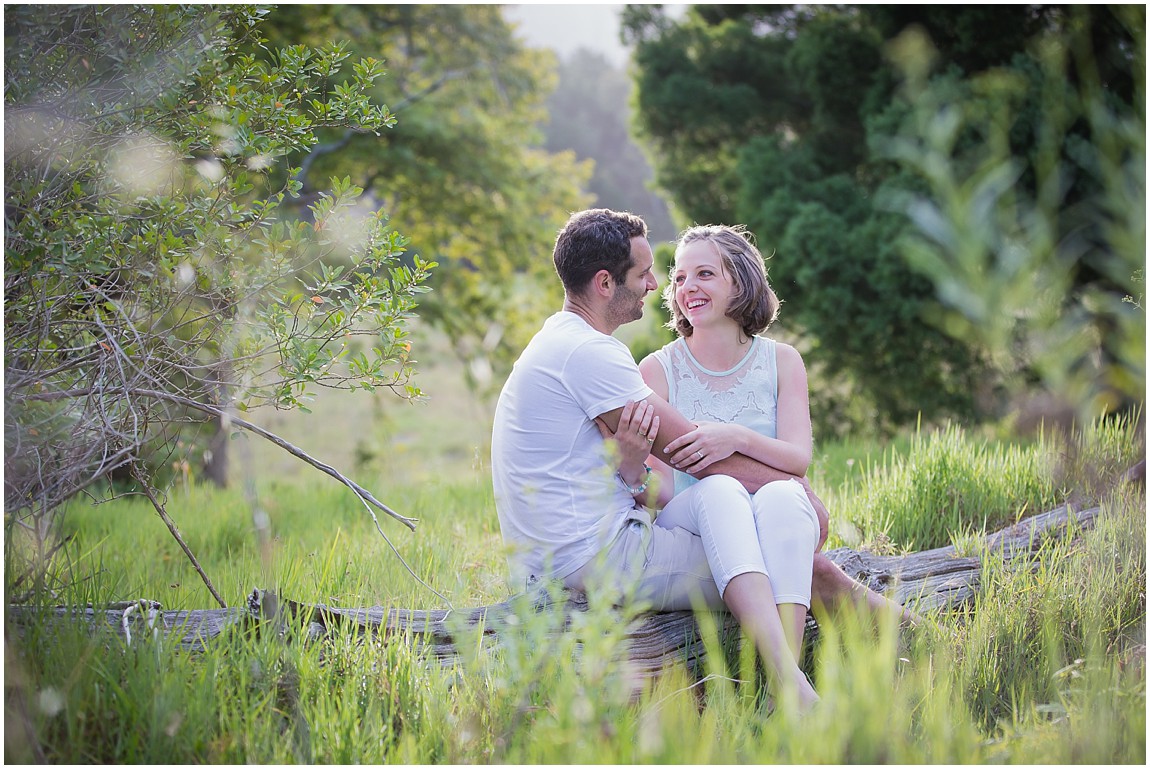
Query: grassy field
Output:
[[4, 326, 1146, 763]]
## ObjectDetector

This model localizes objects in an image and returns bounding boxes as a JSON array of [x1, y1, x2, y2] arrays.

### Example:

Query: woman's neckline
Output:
[[682, 335, 758, 376]]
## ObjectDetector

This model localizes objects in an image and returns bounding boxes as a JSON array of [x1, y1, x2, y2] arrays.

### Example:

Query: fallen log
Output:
[[6, 503, 1103, 680]]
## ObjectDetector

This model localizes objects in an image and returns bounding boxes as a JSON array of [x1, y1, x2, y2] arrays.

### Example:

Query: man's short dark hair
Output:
[[553, 209, 648, 295]]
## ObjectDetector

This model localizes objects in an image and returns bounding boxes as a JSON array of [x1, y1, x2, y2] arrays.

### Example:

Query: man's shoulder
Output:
[[533, 312, 629, 355]]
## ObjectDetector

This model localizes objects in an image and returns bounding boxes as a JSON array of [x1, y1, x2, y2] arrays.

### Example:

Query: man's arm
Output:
[[598, 393, 830, 549], [598, 393, 790, 492]]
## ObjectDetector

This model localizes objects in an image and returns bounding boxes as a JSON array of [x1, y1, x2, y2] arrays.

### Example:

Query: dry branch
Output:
[[7, 502, 1103, 680]]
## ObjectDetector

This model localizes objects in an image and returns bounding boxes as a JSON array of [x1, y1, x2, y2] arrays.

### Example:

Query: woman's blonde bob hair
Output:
[[663, 224, 780, 339]]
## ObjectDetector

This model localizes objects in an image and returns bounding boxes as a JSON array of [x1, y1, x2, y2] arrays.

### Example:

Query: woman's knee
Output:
[[691, 474, 753, 525], [754, 480, 816, 520], [753, 481, 819, 541], [695, 474, 750, 500]]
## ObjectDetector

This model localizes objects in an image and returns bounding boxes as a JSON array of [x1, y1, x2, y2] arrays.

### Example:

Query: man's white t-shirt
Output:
[[492, 311, 654, 588]]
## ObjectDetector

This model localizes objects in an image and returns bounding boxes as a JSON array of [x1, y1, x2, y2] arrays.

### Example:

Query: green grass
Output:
[[5, 345, 1145, 762], [824, 413, 1145, 553], [35, 473, 509, 612]]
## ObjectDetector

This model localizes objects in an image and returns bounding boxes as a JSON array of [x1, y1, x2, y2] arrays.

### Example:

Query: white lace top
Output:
[[650, 336, 778, 495]]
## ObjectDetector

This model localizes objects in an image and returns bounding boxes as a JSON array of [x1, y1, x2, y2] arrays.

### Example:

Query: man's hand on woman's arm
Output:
[[595, 400, 659, 493]]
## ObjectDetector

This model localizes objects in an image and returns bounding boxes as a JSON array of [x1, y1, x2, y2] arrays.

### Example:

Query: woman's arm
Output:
[[661, 343, 813, 477], [706, 342, 810, 475], [770, 342, 813, 475], [637, 354, 669, 401]]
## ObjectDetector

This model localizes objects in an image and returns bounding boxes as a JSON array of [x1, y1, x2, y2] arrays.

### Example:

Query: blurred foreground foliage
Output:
[[4, 417, 1143, 763]]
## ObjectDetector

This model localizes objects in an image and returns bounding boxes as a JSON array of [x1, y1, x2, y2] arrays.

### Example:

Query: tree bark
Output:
[[199, 357, 232, 489], [7, 502, 1102, 680]]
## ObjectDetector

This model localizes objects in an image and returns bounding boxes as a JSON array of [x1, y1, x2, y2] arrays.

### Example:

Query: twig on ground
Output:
[[134, 466, 228, 609]]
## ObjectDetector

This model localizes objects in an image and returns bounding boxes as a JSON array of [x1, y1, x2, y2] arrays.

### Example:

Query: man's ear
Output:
[[592, 268, 614, 298]]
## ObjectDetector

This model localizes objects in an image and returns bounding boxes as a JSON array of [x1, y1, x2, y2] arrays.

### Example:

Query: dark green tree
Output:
[[879, 8, 1145, 426], [625, 4, 1141, 434]]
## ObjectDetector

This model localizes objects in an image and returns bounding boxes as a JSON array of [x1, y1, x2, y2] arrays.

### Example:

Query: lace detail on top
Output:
[[651, 336, 778, 495]]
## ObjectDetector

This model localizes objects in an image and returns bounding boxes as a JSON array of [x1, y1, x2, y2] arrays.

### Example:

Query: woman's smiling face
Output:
[[672, 240, 736, 329]]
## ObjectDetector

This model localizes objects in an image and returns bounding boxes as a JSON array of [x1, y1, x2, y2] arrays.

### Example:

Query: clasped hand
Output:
[[598, 403, 829, 550], [663, 421, 743, 473], [595, 400, 659, 484]]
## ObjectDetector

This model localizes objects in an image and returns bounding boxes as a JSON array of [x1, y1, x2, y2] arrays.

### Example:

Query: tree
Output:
[[255, 5, 592, 395], [541, 48, 678, 246], [5, 5, 433, 603], [624, 5, 1141, 434]]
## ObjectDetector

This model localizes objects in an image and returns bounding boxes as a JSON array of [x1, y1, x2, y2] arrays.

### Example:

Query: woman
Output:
[[612, 223, 821, 661]]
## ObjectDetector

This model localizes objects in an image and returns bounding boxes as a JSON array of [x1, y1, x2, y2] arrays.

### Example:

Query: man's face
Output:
[[606, 236, 658, 328]]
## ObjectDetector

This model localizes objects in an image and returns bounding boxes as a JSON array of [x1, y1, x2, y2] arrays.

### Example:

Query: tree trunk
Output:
[[7, 502, 1103, 681], [200, 366, 230, 488]]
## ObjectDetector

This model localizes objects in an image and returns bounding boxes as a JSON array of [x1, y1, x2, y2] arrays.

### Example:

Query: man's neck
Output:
[[562, 296, 616, 336]]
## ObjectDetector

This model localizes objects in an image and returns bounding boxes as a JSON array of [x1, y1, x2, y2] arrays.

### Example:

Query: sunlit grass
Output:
[[828, 414, 1142, 553], [41, 469, 508, 613]]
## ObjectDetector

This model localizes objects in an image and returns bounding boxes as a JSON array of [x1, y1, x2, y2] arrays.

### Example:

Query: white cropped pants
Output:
[[565, 475, 819, 611]]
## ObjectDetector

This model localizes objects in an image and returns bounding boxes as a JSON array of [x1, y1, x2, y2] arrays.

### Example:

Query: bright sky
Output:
[[502, 4, 686, 67]]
